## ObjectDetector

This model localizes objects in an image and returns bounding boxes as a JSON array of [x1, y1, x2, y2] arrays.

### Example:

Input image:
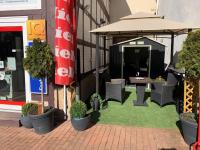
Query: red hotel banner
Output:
[[55, 0, 76, 85]]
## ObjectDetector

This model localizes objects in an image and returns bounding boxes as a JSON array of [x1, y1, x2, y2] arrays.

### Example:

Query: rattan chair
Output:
[[151, 73, 178, 106], [105, 79, 125, 104]]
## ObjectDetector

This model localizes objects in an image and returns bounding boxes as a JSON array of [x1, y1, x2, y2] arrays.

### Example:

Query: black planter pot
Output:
[[30, 108, 56, 134], [180, 113, 198, 145], [20, 116, 33, 128], [71, 114, 91, 131]]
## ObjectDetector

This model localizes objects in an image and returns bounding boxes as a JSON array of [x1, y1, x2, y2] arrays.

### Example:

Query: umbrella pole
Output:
[[64, 85, 67, 119]]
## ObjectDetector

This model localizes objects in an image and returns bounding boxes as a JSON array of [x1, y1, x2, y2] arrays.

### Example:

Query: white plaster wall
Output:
[[158, 0, 200, 64], [109, 0, 131, 22], [126, 0, 156, 14], [110, 0, 156, 22]]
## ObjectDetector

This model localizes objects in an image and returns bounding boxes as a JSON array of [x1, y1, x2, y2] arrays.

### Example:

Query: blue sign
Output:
[[30, 76, 47, 94], [28, 41, 33, 46]]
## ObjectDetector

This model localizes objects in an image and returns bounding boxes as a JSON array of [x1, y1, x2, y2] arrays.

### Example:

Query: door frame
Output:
[[0, 16, 31, 102], [121, 45, 152, 79]]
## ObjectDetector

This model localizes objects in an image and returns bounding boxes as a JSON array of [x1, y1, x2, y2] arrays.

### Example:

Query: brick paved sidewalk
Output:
[[0, 121, 188, 150]]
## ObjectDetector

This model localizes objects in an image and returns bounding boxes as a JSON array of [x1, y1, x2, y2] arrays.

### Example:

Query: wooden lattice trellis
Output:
[[184, 80, 194, 112]]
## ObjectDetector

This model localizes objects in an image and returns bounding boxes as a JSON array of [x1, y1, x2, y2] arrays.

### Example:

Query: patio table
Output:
[[129, 77, 152, 106]]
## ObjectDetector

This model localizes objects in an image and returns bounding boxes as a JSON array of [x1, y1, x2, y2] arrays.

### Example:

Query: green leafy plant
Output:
[[178, 29, 200, 116], [70, 100, 87, 118], [90, 93, 103, 103], [155, 76, 165, 81], [178, 30, 200, 80], [22, 103, 38, 116], [23, 38, 54, 113], [180, 113, 197, 123]]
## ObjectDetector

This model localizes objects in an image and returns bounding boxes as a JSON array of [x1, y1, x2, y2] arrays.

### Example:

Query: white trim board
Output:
[[114, 37, 165, 46], [0, 16, 31, 103], [0, 0, 41, 11], [0, 104, 22, 113]]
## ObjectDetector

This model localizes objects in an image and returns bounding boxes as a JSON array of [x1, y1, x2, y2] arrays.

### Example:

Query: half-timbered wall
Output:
[[0, 0, 110, 109], [77, 0, 110, 101]]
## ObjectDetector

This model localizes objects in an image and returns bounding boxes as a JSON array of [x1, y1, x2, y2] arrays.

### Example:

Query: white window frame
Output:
[[0, 16, 31, 102], [0, 0, 41, 11]]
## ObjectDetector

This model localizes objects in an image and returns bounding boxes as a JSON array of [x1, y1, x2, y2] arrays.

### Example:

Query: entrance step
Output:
[[0, 111, 21, 127], [0, 100, 25, 113]]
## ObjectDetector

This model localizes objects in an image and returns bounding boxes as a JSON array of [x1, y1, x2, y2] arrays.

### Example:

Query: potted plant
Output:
[[179, 112, 197, 145], [70, 100, 91, 131], [23, 38, 55, 134], [20, 103, 38, 128], [177, 30, 200, 145], [90, 93, 103, 111]]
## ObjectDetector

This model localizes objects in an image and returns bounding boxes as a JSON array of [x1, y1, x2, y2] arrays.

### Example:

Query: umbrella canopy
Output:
[[91, 12, 198, 35]]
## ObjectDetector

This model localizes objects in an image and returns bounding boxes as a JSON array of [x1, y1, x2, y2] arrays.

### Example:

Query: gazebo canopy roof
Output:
[[91, 12, 198, 36]]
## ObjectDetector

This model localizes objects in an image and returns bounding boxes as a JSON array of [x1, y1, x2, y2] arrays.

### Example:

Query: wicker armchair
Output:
[[105, 79, 125, 104], [151, 73, 178, 106]]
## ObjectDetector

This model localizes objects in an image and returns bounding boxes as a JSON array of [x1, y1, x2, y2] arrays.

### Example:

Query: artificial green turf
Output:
[[98, 87, 179, 129]]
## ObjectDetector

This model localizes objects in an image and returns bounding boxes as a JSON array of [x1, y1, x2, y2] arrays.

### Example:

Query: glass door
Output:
[[0, 28, 25, 101]]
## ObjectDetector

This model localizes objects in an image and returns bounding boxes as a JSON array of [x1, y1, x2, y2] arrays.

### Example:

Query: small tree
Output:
[[23, 38, 54, 113], [178, 29, 200, 113]]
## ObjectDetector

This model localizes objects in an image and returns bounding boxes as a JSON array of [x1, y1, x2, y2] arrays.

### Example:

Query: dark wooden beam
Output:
[[97, 0, 110, 22], [77, 38, 109, 51], [78, 2, 99, 26]]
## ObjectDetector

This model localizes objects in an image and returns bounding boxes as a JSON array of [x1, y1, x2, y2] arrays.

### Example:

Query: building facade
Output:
[[0, 0, 110, 112], [0, 0, 199, 113], [157, 0, 200, 64]]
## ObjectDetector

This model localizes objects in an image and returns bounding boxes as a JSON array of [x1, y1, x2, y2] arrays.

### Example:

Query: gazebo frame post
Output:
[[96, 33, 100, 94], [170, 33, 174, 65]]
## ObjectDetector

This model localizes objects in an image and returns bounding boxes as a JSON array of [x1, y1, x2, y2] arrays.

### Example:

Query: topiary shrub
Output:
[[70, 100, 87, 119], [178, 29, 200, 114], [22, 103, 38, 116], [178, 30, 200, 81], [23, 38, 54, 113]]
